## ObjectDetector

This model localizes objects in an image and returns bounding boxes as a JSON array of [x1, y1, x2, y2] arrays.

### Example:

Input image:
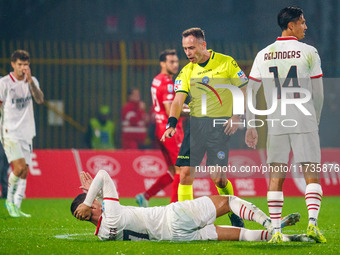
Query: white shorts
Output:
[[3, 138, 33, 166], [171, 196, 218, 241], [267, 131, 321, 164]]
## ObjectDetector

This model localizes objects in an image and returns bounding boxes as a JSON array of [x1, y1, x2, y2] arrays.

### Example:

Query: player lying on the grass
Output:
[[71, 170, 310, 242]]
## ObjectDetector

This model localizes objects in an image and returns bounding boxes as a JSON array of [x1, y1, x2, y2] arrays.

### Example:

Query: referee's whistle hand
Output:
[[160, 128, 176, 142]]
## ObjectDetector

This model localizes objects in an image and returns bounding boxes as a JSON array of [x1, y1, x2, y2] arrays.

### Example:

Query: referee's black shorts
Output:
[[175, 116, 231, 167]]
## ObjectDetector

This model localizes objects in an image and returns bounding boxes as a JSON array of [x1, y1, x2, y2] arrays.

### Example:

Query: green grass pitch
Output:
[[0, 197, 339, 255]]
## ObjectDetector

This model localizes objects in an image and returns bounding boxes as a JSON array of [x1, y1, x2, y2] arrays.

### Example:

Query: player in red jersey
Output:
[[136, 49, 186, 207]]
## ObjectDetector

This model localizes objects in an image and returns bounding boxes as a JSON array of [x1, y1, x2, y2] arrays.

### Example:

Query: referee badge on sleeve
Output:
[[237, 70, 248, 83], [174, 80, 182, 91]]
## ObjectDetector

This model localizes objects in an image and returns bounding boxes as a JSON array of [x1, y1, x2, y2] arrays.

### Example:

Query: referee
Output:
[[161, 27, 248, 227]]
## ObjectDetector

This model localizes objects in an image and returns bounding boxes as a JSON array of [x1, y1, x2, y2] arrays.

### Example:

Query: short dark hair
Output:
[[277, 6, 304, 31], [11, 50, 30, 63], [70, 193, 87, 217], [159, 49, 177, 62], [127, 87, 139, 96], [182, 27, 205, 41]]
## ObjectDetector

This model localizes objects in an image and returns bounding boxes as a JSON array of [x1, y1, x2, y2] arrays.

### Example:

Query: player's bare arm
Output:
[[161, 92, 187, 141], [164, 102, 189, 117], [311, 77, 324, 125], [24, 66, 44, 104], [245, 128, 258, 149], [245, 79, 261, 148], [163, 102, 171, 116], [223, 85, 247, 135]]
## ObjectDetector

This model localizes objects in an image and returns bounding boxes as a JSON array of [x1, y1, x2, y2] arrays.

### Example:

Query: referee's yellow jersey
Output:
[[174, 50, 248, 118]]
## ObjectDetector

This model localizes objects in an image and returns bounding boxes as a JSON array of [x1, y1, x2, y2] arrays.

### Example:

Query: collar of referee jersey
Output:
[[276, 36, 298, 41], [198, 49, 214, 68]]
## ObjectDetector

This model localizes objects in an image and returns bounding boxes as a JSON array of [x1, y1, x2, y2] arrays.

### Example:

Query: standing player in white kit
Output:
[[245, 7, 326, 243], [0, 50, 44, 217]]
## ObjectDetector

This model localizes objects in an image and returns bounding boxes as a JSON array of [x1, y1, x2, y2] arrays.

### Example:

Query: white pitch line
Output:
[[54, 233, 93, 239]]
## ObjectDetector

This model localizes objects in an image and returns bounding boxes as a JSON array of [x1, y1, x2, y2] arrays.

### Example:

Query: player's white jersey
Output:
[[96, 200, 173, 241], [86, 170, 216, 241], [249, 36, 323, 135], [85, 170, 173, 241], [0, 73, 39, 140]]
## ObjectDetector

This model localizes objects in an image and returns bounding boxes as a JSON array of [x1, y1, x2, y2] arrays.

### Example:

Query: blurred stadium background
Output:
[[0, 0, 339, 149]]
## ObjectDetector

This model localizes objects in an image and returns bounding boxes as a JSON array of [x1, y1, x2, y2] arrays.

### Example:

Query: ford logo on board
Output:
[[133, 155, 167, 177], [86, 155, 121, 177]]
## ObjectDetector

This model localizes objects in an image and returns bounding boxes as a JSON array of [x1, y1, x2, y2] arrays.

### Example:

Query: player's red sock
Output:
[[170, 174, 180, 203], [144, 172, 173, 200]]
